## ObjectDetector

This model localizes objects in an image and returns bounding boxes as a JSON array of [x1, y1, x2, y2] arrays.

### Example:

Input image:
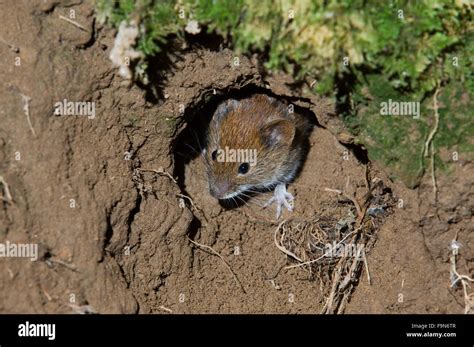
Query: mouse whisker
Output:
[[189, 129, 210, 161], [234, 195, 249, 207], [236, 194, 260, 209], [244, 188, 270, 195], [237, 193, 263, 208], [240, 190, 256, 199], [182, 143, 200, 155], [231, 195, 239, 208], [190, 129, 206, 151], [174, 150, 194, 160], [237, 192, 253, 201]]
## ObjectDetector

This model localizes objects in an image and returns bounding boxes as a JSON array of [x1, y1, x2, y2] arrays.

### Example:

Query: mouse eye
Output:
[[238, 163, 250, 174], [211, 150, 217, 161]]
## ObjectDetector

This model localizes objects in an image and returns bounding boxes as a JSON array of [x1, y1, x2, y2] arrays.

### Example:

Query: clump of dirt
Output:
[[0, 0, 471, 314]]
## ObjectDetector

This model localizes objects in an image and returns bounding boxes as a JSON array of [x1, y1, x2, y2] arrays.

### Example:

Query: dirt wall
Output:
[[0, 0, 471, 314]]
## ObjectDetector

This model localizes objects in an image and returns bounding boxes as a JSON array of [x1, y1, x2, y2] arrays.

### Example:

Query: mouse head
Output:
[[203, 96, 295, 200]]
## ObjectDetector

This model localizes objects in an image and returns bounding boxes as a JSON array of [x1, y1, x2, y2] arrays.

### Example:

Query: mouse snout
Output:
[[209, 179, 231, 199]]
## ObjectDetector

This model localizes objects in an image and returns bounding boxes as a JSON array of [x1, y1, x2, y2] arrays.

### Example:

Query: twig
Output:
[[43, 288, 52, 301], [269, 279, 281, 290], [46, 258, 79, 273], [339, 246, 363, 290], [324, 188, 342, 194], [59, 15, 88, 32], [188, 238, 246, 294], [362, 249, 371, 285], [0, 175, 13, 203], [158, 305, 173, 313], [67, 303, 96, 314], [321, 256, 345, 313], [337, 291, 351, 314], [20, 94, 36, 137], [136, 168, 177, 184]]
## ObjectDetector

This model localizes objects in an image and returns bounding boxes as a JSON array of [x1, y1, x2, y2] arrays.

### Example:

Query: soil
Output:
[[0, 0, 472, 314]]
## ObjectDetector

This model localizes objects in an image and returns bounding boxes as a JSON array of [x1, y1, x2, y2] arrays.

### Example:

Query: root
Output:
[[20, 93, 36, 138], [274, 221, 304, 263], [45, 258, 79, 273], [283, 228, 358, 270], [136, 167, 177, 184], [423, 86, 441, 202], [178, 193, 209, 225], [188, 238, 246, 294], [324, 187, 362, 218], [423, 87, 441, 158], [450, 232, 474, 314]]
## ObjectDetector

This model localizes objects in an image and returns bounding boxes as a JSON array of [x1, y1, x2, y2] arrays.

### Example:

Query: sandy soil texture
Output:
[[0, 0, 472, 314]]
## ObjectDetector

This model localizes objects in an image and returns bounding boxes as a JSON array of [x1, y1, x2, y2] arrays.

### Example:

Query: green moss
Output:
[[346, 73, 473, 188], [95, 0, 473, 187]]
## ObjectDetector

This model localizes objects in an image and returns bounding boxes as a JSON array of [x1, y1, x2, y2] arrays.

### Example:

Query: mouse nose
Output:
[[210, 180, 230, 199]]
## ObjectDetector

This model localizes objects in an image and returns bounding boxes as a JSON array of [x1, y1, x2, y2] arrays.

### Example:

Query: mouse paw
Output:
[[264, 184, 294, 219]]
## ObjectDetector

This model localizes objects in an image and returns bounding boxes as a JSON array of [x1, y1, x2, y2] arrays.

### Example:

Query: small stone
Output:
[[185, 20, 201, 35]]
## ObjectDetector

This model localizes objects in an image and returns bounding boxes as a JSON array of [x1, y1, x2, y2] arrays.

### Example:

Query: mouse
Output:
[[202, 94, 313, 219]]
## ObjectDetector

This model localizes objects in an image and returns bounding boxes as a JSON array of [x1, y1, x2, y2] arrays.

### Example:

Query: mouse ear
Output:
[[260, 119, 295, 148], [213, 99, 240, 121]]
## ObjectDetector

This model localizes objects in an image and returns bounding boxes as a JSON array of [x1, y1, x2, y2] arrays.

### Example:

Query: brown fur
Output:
[[205, 94, 312, 199]]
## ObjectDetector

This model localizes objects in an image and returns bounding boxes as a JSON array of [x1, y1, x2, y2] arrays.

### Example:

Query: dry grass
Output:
[[273, 165, 395, 313]]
